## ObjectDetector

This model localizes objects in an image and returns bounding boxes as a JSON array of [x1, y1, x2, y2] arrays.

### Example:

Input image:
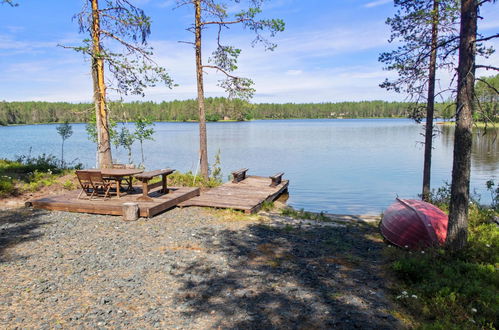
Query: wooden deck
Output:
[[179, 175, 289, 213], [27, 186, 200, 218]]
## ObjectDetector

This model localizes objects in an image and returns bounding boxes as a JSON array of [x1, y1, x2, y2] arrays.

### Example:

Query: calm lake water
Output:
[[1, 119, 497, 214]]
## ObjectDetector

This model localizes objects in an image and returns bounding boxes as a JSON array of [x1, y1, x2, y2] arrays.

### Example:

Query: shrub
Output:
[[386, 202, 499, 328], [167, 171, 222, 188], [0, 175, 15, 197]]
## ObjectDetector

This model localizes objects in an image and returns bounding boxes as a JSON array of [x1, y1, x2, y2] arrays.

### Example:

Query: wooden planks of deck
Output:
[[28, 186, 200, 218], [178, 175, 289, 213]]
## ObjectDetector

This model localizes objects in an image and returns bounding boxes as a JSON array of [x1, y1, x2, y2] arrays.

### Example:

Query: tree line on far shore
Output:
[[0, 99, 456, 125]]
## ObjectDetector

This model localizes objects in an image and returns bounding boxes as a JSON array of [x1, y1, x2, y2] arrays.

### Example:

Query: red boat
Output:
[[380, 198, 448, 250]]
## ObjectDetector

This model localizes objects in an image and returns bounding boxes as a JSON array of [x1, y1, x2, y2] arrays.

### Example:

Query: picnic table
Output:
[[86, 168, 144, 198]]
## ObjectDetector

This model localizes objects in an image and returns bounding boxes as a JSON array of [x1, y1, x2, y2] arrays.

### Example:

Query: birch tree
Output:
[[178, 0, 284, 179], [66, 0, 173, 168]]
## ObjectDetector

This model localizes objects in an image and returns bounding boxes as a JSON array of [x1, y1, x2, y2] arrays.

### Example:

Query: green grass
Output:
[[439, 121, 498, 128], [163, 171, 222, 188], [0, 156, 75, 197], [281, 207, 329, 222], [385, 204, 499, 329]]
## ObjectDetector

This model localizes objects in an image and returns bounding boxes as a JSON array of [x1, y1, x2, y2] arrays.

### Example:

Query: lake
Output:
[[1, 119, 497, 214]]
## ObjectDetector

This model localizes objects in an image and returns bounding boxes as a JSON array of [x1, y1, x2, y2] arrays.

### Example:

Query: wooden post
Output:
[[161, 174, 168, 194], [122, 202, 139, 221]]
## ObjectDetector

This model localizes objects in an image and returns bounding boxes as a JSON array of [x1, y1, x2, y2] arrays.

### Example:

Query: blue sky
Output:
[[0, 0, 498, 103]]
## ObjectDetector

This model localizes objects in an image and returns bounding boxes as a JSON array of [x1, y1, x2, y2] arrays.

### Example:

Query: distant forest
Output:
[[0, 98, 454, 125]]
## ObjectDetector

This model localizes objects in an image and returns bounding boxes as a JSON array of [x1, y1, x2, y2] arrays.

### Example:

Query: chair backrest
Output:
[[88, 171, 106, 187], [75, 170, 93, 188]]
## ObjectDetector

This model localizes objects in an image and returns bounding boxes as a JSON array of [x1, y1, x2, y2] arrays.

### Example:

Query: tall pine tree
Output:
[[177, 0, 284, 179]]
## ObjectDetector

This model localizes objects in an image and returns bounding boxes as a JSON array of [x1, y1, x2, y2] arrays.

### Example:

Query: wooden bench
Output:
[[269, 172, 284, 187], [134, 169, 174, 201], [232, 168, 249, 183]]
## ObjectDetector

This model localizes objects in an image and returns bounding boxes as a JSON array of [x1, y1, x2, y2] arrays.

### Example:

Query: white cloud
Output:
[[157, 0, 175, 8], [364, 0, 392, 8], [286, 70, 302, 75]]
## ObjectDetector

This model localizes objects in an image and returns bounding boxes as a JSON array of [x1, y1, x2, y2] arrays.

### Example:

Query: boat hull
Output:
[[380, 199, 448, 249]]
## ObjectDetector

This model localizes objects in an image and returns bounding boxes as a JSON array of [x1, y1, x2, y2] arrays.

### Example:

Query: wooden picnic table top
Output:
[[84, 168, 144, 177], [134, 169, 174, 180]]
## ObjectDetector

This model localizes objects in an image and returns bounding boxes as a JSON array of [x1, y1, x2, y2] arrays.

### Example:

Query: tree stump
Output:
[[122, 202, 139, 221]]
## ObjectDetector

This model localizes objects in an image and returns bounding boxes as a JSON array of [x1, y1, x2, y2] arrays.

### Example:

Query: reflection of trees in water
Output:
[[440, 125, 498, 173]]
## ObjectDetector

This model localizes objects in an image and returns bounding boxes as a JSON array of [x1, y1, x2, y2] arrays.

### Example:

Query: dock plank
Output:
[[179, 176, 288, 213]]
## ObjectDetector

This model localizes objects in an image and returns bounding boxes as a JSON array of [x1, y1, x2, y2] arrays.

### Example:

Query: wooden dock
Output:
[[27, 186, 200, 218], [179, 175, 289, 213]]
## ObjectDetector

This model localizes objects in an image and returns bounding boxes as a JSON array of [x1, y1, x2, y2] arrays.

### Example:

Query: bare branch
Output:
[[202, 64, 240, 80], [476, 65, 499, 71]]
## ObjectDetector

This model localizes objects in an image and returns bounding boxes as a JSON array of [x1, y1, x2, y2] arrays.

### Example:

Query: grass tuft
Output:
[[385, 203, 498, 328]]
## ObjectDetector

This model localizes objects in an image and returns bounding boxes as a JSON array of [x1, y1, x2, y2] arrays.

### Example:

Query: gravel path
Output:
[[0, 206, 403, 329]]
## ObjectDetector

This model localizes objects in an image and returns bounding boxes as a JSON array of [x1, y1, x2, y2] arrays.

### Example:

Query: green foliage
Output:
[[379, 0, 459, 115], [281, 207, 329, 222], [209, 149, 223, 183], [21, 170, 58, 192], [0, 156, 78, 197], [260, 200, 274, 212], [69, 0, 173, 97], [14, 153, 63, 174], [56, 121, 73, 168], [63, 179, 75, 190], [167, 150, 224, 188], [56, 121, 73, 141], [426, 181, 452, 207], [0, 99, 422, 125], [86, 108, 118, 145], [0, 175, 15, 197], [475, 74, 499, 123], [134, 115, 155, 165], [386, 200, 499, 328], [485, 179, 499, 210], [205, 113, 222, 122], [116, 125, 135, 164], [168, 171, 222, 188], [182, 0, 284, 100]]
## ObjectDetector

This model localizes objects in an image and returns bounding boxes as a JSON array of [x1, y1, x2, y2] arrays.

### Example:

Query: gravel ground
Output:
[[0, 206, 404, 329]]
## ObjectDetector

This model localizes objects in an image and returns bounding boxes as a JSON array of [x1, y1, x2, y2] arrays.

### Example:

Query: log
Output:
[[122, 202, 139, 221]]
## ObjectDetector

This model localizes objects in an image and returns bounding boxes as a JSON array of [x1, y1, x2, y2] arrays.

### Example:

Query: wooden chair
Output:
[[88, 171, 116, 199], [76, 170, 95, 199]]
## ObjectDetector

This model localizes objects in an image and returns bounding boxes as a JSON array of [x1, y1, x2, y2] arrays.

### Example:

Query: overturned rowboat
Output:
[[380, 198, 448, 250]]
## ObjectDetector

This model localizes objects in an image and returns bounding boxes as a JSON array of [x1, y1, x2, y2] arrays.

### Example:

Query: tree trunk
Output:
[[122, 202, 139, 221], [140, 140, 145, 165], [91, 0, 113, 169], [195, 0, 209, 180], [61, 140, 65, 168], [422, 0, 439, 201], [447, 0, 477, 251]]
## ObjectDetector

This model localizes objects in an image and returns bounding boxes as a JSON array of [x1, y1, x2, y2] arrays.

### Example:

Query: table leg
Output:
[[161, 174, 168, 194], [142, 180, 149, 198], [116, 179, 121, 198], [127, 176, 134, 191]]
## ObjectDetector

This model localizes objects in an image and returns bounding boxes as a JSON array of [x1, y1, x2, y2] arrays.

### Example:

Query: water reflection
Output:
[[439, 125, 499, 174]]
